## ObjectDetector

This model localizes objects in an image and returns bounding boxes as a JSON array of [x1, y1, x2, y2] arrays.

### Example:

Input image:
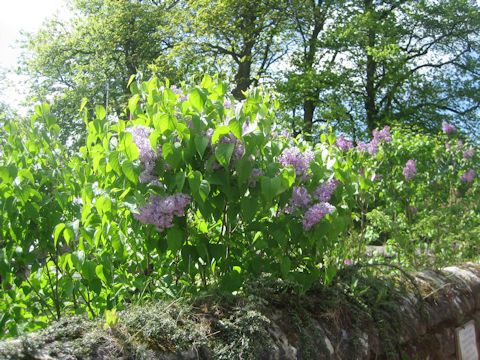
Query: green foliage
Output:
[[1, 75, 480, 341], [19, 0, 184, 147], [350, 126, 480, 268], [277, 0, 480, 139]]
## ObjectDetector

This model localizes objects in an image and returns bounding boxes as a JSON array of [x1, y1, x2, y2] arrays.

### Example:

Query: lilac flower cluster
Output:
[[442, 122, 456, 134], [278, 147, 315, 177], [302, 202, 335, 231], [135, 193, 191, 232], [357, 126, 392, 155], [463, 149, 474, 159], [460, 169, 476, 183], [334, 135, 353, 151], [314, 179, 340, 202], [126, 125, 165, 185], [291, 186, 312, 208], [402, 159, 416, 180]]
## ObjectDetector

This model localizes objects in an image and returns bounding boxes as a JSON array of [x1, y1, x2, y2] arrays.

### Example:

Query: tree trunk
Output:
[[364, 0, 378, 133], [232, 58, 253, 100]]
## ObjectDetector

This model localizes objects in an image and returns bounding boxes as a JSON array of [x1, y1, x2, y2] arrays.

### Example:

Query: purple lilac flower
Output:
[[205, 128, 215, 139], [291, 186, 312, 209], [135, 193, 190, 232], [460, 169, 476, 183], [402, 160, 416, 180], [334, 135, 353, 151], [373, 126, 392, 142], [126, 125, 155, 164], [373, 174, 383, 182], [458, 140, 463, 147], [278, 147, 315, 177], [223, 99, 232, 109], [314, 179, 340, 202], [344, 259, 354, 266], [445, 142, 451, 151], [357, 126, 392, 155], [357, 141, 378, 155], [302, 202, 335, 231], [463, 149, 474, 159], [442, 121, 455, 134], [126, 125, 169, 183]]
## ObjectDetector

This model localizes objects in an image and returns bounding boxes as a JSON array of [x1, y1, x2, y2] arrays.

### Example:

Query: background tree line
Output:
[[10, 0, 480, 145]]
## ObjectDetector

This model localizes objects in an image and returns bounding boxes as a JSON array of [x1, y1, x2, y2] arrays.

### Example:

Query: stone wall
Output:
[[2, 264, 480, 359]]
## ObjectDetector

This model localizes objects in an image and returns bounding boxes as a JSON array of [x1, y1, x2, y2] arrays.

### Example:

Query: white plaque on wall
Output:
[[455, 320, 479, 360]]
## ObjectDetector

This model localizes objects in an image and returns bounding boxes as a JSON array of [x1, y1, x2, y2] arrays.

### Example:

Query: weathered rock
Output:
[[2, 263, 480, 359]]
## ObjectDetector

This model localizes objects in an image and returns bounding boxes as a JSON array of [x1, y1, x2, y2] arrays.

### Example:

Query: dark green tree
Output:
[[19, 0, 181, 145], [278, 0, 480, 139], [183, 0, 291, 99]]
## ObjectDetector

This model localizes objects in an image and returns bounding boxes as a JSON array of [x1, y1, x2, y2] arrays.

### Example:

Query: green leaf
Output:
[[215, 143, 235, 168], [95, 264, 108, 284], [261, 177, 283, 202], [201, 74, 212, 89], [280, 167, 296, 189], [95, 105, 106, 120], [324, 265, 337, 286], [228, 119, 242, 140], [155, 113, 176, 134], [127, 74, 136, 89], [175, 172, 186, 191], [162, 142, 183, 169], [189, 88, 206, 112], [71, 251, 85, 270], [236, 157, 253, 185], [211, 126, 230, 145], [121, 162, 137, 183], [0, 165, 17, 184], [280, 256, 291, 279], [167, 228, 184, 252], [220, 271, 243, 293], [188, 171, 209, 203], [326, 157, 336, 170], [109, 152, 121, 175], [241, 197, 257, 222], [199, 180, 210, 200], [194, 136, 210, 158], [64, 228, 74, 246], [54, 223, 66, 248]]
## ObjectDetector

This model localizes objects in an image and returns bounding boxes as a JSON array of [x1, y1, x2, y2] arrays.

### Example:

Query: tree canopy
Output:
[[12, 0, 480, 143]]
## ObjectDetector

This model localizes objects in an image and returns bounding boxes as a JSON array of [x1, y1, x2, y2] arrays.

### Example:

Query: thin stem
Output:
[[25, 278, 56, 319], [45, 259, 60, 320]]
